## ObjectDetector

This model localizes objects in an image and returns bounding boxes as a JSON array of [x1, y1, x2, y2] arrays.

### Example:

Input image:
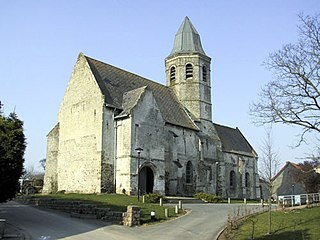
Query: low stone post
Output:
[[228, 198, 231, 204], [0, 219, 6, 239], [123, 206, 140, 227], [142, 196, 145, 204], [178, 200, 182, 210], [244, 198, 247, 204], [159, 198, 163, 206], [165, 208, 169, 218], [175, 205, 179, 214], [150, 211, 156, 222]]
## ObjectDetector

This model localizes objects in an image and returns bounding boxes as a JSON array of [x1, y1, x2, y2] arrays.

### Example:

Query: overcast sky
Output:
[[1, 1, 319, 172]]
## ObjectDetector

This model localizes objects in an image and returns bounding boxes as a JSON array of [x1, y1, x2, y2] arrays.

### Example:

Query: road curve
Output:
[[0, 201, 264, 240]]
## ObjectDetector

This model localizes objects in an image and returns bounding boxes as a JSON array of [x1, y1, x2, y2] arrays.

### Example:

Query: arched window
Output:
[[170, 66, 176, 82], [186, 161, 193, 184], [230, 170, 236, 188], [186, 63, 193, 79], [245, 172, 250, 188], [202, 66, 207, 82]]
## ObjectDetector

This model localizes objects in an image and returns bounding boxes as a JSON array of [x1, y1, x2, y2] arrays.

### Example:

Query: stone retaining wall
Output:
[[16, 197, 123, 224], [122, 205, 140, 226]]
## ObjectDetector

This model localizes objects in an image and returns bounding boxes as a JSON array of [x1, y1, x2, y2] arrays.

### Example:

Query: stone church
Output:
[[43, 17, 260, 199]]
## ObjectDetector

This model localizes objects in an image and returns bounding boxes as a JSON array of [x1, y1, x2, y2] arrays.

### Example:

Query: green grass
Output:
[[34, 193, 183, 224], [226, 206, 320, 240]]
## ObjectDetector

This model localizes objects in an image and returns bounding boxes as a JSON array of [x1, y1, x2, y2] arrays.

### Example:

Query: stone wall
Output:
[[16, 197, 123, 224], [165, 54, 212, 122], [43, 124, 59, 194], [56, 53, 105, 193], [219, 152, 260, 199], [115, 88, 166, 195], [122, 205, 140, 227]]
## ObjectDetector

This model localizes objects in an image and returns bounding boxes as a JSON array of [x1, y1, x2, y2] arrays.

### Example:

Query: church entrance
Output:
[[139, 166, 154, 194]]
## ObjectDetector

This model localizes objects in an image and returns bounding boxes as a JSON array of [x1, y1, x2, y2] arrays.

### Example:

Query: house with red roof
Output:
[[272, 161, 306, 198]]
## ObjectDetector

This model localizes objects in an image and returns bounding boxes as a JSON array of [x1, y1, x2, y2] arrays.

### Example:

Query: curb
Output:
[[2, 222, 30, 240]]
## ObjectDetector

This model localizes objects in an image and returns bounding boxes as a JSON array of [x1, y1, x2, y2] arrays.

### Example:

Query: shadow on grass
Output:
[[255, 230, 310, 240]]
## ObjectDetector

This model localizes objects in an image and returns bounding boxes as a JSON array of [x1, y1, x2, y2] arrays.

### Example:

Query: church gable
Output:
[[56, 53, 106, 193], [116, 86, 148, 118]]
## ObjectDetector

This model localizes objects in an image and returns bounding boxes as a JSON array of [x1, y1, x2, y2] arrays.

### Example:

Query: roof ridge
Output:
[[83, 54, 198, 130]]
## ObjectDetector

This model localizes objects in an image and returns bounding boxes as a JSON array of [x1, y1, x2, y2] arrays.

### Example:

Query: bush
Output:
[[194, 192, 223, 203], [143, 193, 165, 203]]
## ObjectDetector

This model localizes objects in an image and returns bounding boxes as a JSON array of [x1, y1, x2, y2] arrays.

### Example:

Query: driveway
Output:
[[0, 201, 265, 240]]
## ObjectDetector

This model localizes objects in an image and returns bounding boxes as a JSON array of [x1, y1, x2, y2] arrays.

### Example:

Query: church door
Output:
[[139, 166, 154, 194]]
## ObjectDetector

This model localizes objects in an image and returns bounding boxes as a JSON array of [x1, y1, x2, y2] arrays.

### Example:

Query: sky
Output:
[[0, 1, 319, 172]]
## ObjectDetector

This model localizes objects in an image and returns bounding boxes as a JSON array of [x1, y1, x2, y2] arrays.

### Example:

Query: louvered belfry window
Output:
[[202, 66, 207, 82], [170, 66, 176, 81], [186, 63, 193, 79]]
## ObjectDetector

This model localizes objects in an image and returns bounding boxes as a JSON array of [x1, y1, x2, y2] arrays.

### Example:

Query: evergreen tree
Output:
[[0, 109, 26, 202]]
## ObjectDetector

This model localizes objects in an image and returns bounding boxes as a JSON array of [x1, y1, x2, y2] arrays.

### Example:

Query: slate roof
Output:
[[84, 55, 198, 130], [213, 123, 256, 156], [168, 16, 206, 57]]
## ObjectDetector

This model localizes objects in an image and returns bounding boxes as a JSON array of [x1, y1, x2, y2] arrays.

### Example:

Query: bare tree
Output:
[[259, 127, 280, 235], [39, 158, 46, 171], [250, 13, 320, 144]]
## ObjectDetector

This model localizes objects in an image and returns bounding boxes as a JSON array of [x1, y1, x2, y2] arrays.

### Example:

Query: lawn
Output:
[[35, 193, 183, 224], [224, 206, 320, 240]]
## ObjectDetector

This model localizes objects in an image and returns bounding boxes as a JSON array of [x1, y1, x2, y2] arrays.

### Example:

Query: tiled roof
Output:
[[272, 161, 303, 181], [213, 123, 256, 156], [85, 55, 198, 130]]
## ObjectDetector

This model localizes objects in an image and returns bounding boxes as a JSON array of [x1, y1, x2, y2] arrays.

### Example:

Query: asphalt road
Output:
[[0, 201, 265, 240]]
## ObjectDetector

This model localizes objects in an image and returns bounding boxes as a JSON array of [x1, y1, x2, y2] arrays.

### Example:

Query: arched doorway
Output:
[[139, 166, 154, 194]]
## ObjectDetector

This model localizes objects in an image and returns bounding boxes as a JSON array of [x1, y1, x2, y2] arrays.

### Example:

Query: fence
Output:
[[278, 192, 320, 207]]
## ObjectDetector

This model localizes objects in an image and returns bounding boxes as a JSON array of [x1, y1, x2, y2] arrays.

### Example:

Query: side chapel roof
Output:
[[84, 55, 198, 130], [213, 123, 256, 157]]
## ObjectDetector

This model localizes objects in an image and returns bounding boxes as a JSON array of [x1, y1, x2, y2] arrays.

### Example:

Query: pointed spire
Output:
[[169, 16, 206, 57]]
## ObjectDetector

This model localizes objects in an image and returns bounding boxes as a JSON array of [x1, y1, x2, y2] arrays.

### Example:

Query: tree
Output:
[[39, 158, 46, 171], [259, 127, 280, 235], [250, 13, 320, 144], [0, 108, 26, 202], [293, 159, 320, 193]]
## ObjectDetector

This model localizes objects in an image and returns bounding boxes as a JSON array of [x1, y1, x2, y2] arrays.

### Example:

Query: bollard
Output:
[[244, 198, 247, 204], [178, 200, 182, 210], [0, 219, 6, 239], [150, 211, 156, 222], [159, 198, 163, 206], [165, 208, 169, 218], [142, 195, 145, 204], [228, 198, 231, 204], [175, 205, 179, 214]]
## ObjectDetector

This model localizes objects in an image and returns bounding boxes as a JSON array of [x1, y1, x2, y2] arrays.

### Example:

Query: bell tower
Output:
[[165, 17, 212, 122]]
